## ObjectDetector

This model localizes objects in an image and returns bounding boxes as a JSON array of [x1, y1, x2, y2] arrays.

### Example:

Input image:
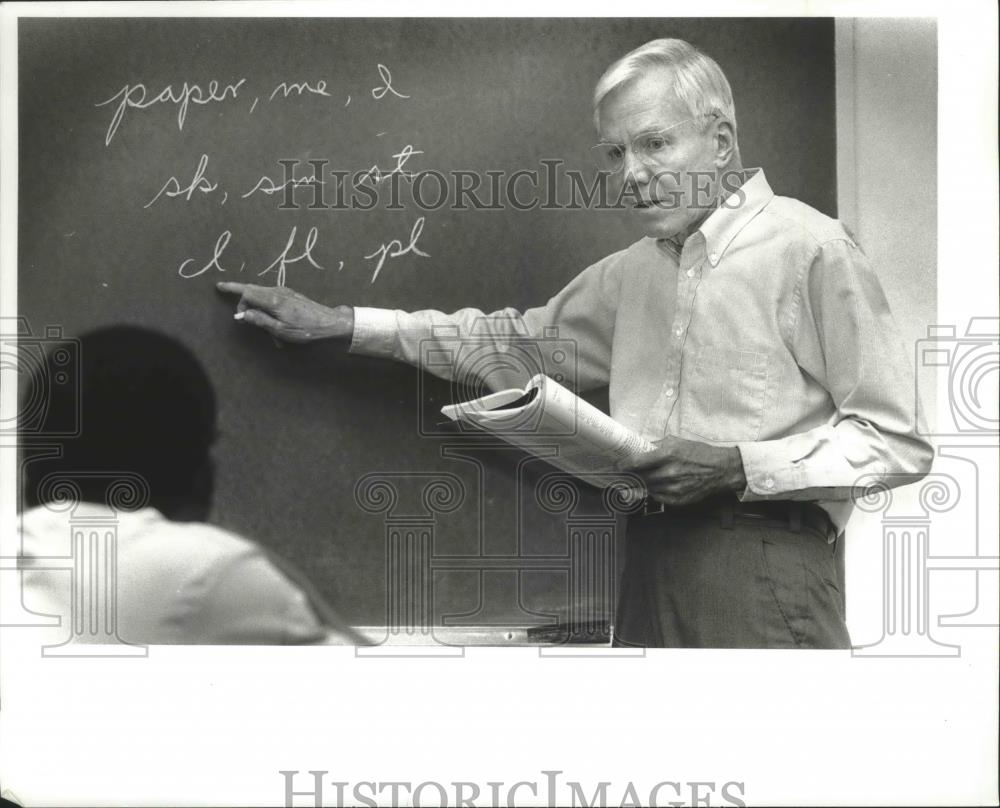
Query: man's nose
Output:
[[622, 149, 651, 185]]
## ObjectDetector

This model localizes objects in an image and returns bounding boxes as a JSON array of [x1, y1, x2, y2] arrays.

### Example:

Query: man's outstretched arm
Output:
[[216, 251, 624, 393]]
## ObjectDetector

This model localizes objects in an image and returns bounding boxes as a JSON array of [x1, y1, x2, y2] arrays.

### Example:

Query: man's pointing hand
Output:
[[216, 282, 354, 344]]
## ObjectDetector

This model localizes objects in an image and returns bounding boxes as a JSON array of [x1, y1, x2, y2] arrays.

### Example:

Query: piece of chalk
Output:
[[234, 312, 246, 320]]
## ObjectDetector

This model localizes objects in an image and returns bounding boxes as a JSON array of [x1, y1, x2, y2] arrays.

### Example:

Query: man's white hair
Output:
[[593, 38, 737, 135]]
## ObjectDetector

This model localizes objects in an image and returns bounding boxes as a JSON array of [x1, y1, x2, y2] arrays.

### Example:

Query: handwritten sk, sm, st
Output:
[[144, 149, 425, 209]]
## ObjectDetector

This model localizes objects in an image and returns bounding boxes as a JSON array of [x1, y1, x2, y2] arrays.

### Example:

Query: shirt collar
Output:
[[697, 168, 773, 266], [656, 168, 774, 266]]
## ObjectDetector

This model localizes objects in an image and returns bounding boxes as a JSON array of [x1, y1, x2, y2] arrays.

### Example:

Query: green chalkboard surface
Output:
[[18, 17, 836, 635]]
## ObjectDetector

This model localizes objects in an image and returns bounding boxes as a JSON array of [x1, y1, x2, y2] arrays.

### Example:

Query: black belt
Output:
[[636, 494, 835, 540]]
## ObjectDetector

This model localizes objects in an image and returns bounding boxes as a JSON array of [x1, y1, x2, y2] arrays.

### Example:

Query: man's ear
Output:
[[712, 119, 737, 167]]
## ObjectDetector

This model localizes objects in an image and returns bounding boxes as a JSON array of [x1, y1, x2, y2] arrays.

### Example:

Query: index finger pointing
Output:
[[216, 282, 280, 313], [216, 281, 249, 296]]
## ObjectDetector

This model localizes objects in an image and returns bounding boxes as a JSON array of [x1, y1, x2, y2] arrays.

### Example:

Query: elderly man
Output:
[[219, 38, 932, 648]]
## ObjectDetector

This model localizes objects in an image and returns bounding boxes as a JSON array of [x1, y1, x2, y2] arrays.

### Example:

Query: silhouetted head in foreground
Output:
[[24, 326, 217, 522]]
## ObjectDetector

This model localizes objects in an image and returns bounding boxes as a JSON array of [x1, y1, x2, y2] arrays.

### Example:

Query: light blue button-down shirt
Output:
[[351, 169, 933, 531]]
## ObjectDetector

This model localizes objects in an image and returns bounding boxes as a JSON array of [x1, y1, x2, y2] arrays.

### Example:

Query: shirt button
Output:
[[709, 251, 719, 263], [674, 327, 683, 337], [764, 477, 775, 489], [665, 387, 675, 397], [686, 268, 695, 278]]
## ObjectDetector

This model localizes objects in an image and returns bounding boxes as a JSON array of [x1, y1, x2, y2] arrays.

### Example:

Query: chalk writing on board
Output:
[[268, 79, 330, 101], [177, 226, 324, 288], [178, 230, 244, 279], [144, 154, 219, 208], [357, 144, 425, 186], [387, 144, 424, 178], [103, 65, 426, 286], [241, 165, 323, 200], [258, 226, 323, 288], [96, 79, 247, 146], [98, 64, 409, 146], [371, 64, 410, 100], [147, 149, 426, 208], [364, 217, 429, 284]]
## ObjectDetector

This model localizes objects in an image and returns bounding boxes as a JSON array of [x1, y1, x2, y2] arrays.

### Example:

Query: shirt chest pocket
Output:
[[679, 346, 769, 442]]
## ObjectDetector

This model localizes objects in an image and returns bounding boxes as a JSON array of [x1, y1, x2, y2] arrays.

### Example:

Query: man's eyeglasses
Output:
[[591, 113, 718, 173]]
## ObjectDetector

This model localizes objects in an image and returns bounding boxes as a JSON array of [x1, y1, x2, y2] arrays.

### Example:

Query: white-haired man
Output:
[[219, 38, 932, 648]]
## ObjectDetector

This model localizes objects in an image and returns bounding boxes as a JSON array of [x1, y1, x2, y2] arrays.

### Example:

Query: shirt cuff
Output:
[[349, 307, 400, 358], [735, 440, 803, 500]]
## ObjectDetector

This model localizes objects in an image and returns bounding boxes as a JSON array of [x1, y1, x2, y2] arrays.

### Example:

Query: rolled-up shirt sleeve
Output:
[[349, 253, 624, 393], [738, 238, 933, 501]]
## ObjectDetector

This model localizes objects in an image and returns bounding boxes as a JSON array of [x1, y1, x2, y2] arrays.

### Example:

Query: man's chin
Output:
[[627, 206, 706, 242], [630, 215, 685, 241]]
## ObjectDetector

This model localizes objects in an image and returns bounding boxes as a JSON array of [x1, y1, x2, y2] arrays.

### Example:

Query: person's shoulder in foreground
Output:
[[18, 503, 346, 645], [16, 325, 359, 647]]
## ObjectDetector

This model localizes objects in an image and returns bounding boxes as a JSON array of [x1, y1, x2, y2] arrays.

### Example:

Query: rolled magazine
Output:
[[441, 374, 655, 487]]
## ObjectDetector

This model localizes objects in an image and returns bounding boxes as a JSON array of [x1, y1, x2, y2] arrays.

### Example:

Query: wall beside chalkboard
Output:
[[18, 17, 836, 633]]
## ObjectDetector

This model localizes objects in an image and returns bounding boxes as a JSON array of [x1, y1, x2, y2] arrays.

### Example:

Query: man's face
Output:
[[597, 67, 723, 241]]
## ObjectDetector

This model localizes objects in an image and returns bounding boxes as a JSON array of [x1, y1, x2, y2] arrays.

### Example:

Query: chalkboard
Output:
[[18, 17, 836, 635]]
